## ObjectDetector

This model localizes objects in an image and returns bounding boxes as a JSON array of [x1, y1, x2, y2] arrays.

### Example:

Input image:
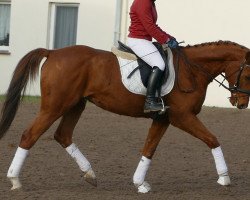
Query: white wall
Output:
[[0, 0, 116, 95], [120, 0, 250, 107]]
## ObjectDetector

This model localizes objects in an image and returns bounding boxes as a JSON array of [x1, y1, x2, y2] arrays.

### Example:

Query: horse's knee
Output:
[[54, 131, 72, 148]]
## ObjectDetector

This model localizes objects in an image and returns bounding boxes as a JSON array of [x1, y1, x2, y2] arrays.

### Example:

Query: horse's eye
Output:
[[245, 76, 250, 81]]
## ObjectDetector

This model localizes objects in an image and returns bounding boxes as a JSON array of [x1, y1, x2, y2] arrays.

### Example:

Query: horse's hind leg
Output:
[[54, 99, 97, 187], [7, 108, 62, 190]]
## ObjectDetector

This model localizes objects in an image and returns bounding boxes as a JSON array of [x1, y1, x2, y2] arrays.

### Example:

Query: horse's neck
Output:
[[185, 44, 247, 77]]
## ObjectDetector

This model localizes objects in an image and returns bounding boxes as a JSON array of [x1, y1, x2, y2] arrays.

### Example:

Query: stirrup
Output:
[[144, 97, 168, 114], [158, 97, 168, 114], [144, 98, 162, 113]]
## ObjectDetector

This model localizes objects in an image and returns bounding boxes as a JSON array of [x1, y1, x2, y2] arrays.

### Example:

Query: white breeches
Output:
[[127, 38, 165, 71]]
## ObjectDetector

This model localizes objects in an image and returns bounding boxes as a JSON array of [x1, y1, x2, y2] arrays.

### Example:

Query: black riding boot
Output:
[[144, 66, 164, 113]]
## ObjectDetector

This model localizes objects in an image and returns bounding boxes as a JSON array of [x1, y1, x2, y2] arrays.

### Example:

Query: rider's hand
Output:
[[167, 38, 179, 49]]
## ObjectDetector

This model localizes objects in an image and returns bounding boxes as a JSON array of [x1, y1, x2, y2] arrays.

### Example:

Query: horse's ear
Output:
[[245, 51, 250, 63]]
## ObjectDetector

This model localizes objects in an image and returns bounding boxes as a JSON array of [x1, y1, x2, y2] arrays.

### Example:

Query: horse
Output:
[[0, 41, 250, 193]]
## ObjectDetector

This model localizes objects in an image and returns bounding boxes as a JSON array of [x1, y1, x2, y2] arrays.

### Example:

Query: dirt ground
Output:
[[0, 102, 250, 200]]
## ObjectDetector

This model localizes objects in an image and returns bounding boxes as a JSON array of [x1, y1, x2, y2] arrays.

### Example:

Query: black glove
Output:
[[167, 38, 179, 49]]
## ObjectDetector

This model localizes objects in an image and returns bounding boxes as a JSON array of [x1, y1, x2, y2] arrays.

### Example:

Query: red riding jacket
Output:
[[128, 0, 172, 44]]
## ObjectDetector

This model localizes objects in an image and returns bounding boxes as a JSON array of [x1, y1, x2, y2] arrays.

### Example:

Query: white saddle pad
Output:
[[117, 48, 175, 96]]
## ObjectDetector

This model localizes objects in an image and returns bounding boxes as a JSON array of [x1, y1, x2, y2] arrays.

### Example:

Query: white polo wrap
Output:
[[7, 147, 29, 178], [66, 143, 91, 172], [212, 146, 228, 175], [133, 156, 151, 186]]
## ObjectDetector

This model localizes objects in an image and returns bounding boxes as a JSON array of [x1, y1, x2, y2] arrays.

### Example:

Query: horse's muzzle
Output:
[[229, 92, 249, 109], [237, 104, 248, 109]]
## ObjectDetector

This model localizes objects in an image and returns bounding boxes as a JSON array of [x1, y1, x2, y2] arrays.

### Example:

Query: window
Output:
[[49, 4, 79, 49], [0, 2, 11, 51]]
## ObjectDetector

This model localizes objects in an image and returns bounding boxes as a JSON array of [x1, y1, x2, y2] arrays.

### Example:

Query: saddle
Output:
[[117, 41, 169, 88]]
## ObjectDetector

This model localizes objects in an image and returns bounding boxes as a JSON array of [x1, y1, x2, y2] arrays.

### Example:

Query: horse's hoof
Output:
[[137, 181, 151, 193], [84, 169, 97, 187], [217, 175, 231, 186], [9, 177, 22, 190]]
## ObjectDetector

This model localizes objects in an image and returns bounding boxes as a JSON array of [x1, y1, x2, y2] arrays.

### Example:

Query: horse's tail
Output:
[[0, 48, 49, 139]]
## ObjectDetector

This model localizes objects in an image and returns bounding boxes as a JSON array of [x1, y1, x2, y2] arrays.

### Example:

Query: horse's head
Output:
[[229, 51, 250, 109]]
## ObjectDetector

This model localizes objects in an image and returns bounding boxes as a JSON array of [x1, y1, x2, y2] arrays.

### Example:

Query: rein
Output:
[[174, 48, 250, 96]]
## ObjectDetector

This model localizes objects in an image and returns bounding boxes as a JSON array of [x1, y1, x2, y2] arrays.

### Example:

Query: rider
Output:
[[127, 0, 179, 113]]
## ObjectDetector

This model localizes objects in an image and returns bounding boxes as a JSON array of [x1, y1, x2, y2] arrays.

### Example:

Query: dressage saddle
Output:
[[117, 41, 169, 88]]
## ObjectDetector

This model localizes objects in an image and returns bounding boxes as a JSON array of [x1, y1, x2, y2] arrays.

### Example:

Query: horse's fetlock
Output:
[[54, 132, 72, 148], [205, 135, 219, 148], [54, 133, 61, 143]]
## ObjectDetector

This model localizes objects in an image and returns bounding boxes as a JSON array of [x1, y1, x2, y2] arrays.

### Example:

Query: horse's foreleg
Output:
[[133, 119, 169, 193], [171, 113, 230, 186], [54, 99, 97, 187], [7, 111, 60, 190]]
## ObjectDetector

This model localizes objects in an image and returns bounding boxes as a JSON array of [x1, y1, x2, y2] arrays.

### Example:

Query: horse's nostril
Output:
[[238, 104, 247, 109]]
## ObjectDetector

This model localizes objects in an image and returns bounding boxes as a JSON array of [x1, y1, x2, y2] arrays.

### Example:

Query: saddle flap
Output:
[[116, 47, 175, 97]]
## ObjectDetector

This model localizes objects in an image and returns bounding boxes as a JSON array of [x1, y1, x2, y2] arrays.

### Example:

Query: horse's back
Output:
[[40, 45, 122, 107], [47, 45, 111, 61]]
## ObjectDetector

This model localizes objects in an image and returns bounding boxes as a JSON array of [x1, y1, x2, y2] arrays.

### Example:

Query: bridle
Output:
[[175, 48, 250, 96], [221, 62, 250, 95]]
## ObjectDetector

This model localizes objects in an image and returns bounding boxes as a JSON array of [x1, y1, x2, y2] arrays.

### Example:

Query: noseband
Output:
[[220, 62, 250, 95]]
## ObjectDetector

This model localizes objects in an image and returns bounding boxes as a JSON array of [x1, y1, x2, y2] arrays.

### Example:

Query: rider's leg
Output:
[[127, 38, 166, 112], [144, 66, 164, 112]]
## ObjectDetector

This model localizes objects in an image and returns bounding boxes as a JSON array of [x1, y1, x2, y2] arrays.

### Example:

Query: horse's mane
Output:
[[185, 40, 249, 50]]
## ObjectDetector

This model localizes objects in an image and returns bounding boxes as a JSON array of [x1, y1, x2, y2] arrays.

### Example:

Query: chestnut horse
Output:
[[1, 41, 250, 193]]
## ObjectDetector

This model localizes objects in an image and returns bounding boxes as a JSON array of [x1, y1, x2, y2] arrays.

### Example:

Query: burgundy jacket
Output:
[[128, 0, 172, 44]]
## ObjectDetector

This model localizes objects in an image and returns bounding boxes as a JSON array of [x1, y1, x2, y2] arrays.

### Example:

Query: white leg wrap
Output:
[[133, 156, 151, 187], [66, 143, 91, 172], [212, 146, 231, 186], [7, 147, 29, 178], [212, 146, 228, 175]]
